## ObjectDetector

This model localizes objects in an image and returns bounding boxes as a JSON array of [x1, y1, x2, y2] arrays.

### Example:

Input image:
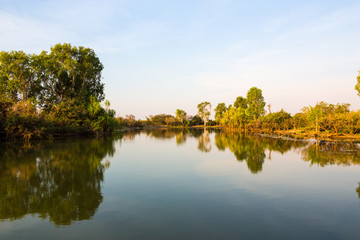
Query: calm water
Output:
[[1, 129, 360, 239]]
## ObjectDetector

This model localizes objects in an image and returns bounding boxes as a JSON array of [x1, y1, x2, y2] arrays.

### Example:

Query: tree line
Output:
[[121, 70, 360, 139], [212, 85, 360, 138], [0, 43, 118, 140], [213, 82, 360, 138], [1, 44, 359, 140]]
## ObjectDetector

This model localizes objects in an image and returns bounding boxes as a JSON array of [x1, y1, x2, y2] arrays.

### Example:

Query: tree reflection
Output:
[[215, 133, 265, 173], [356, 183, 360, 199], [176, 131, 187, 145], [0, 137, 115, 226], [143, 128, 182, 139], [121, 129, 360, 174], [301, 141, 360, 167], [3, 130, 360, 225], [214, 132, 307, 174], [215, 132, 360, 173], [198, 129, 211, 152]]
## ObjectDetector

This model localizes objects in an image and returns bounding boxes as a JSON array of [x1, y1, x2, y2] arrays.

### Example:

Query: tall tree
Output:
[[42, 43, 104, 107], [246, 87, 266, 120], [0, 44, 104, 108], [0, 51, 37, 102], [197, 101, 211, 127], [175, 109, 187, 125], [214, 103, 227, 124], [234, 96, 247, 109]]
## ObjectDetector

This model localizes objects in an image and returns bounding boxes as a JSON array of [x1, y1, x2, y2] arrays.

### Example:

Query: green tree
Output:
[[246, 87, 266, 120], [41, 43, 104, 107], [214, 103, 227, 124], [0, 51, 38, 102], [262, 109, 292, 131], [175, 109, 187, 126], [307, 105, 323, 134], [88, 96, 101, 119], [147, 114, 174, 126], [188, 115, 203, 126], [0, 44, 117, 139], [197, 101, 211, 127], [234, 96, 247, 109]]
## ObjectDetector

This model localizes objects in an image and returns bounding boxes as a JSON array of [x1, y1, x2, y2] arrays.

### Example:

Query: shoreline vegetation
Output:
[[1, 44, 360, 142], [120, 83, 360, 142], [123, 125, 360, 142]]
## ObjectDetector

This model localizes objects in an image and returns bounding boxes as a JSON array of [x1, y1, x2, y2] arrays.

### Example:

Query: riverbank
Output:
[[4, 124, 360, 143], [124, 125, 360, 142], [262, 129, 360, 141]]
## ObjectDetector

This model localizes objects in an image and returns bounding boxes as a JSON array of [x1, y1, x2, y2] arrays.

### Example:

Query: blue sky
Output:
[[1, 0, 360, 118]]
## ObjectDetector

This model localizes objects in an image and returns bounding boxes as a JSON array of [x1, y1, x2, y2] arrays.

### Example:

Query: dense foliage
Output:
[[213, 86, 360, 138], [0, 44, 118, 140]]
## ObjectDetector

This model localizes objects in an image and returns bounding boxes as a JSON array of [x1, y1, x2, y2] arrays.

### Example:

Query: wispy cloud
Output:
[[191, 3, 360, 113], [0, 11, 76, 52], [1, 1, 360, 118], [90, 21, 166, 54]]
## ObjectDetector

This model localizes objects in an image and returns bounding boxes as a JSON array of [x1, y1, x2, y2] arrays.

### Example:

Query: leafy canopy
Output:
[[246, 87, 266, 119], [197, 101, 211, 126]]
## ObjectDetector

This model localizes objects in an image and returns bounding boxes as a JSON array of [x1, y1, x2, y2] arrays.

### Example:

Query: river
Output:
[[1, 129, 360, 239]]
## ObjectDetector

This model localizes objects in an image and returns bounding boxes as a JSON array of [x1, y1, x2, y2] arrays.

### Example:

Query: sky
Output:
[[1, 0, 360, 119]]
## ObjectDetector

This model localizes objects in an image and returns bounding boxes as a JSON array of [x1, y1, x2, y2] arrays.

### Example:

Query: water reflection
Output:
[[215, 132, 308, 173], [139, 129, 360, 173], [2, 129, 360, 227], [176, 130, 187, 145], [301, 141, 360, 166], [0, 138, 115, 226], [137, 129, 360, 200], [198, 129, 211, 152], [299, 141, 360, 200]]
